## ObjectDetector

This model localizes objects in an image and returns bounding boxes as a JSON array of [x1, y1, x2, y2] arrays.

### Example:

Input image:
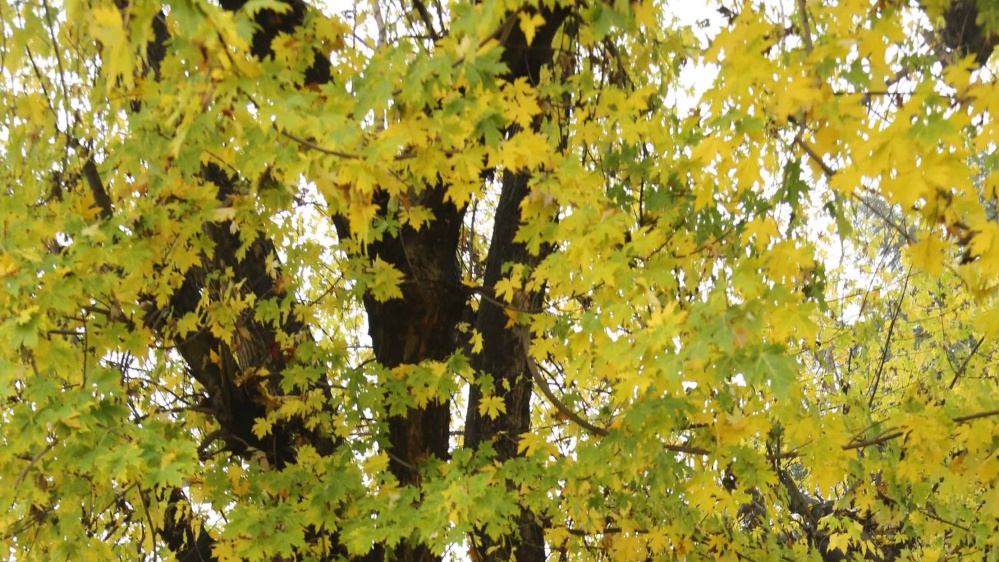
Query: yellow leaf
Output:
[[494, 277, 519, 303], [906, 235, 947, 276], [275, 398, 306, 420], [741, 217, 780, 249], [478, 394, 507, 419], [713, 413, 757, 446], [367, 257, 405, 302], [968, 222, 999, 261], [61, 413, 83, 429], [694, 184, 714, 212], [229, 464, 250, 496], [252, 417, 274, 438], [518, 13, 546, 46], [88, 5, 133, 86], [0, 253, 16, 277], [499, 131, 549, 171], [504, 78, 541, 129], [348, 199, 379, 243], [16, 305, 38, 325], [921, 547, 942, 562], [212, 539, 240, 562], [631, 0, 657, 30], [768, 303, 818, 343], [364, 452, 389, 474], [977, 307, 999, 339], [827, 532, 851, 555], [470, 330, 484, 354], [400, 205, 434, 231], [517, 432, 555, 457], [213, 207, 237, 222]]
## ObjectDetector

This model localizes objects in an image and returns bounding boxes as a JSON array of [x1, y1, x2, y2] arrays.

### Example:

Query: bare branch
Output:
[[794, 135, 836, 177]]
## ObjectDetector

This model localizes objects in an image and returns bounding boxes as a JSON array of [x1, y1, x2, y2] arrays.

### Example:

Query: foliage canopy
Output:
[[2, 0, 999, 560]]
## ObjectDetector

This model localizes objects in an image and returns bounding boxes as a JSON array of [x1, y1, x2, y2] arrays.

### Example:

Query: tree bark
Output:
[[353, 185, 467, 562], [464, 169, 549, 562], [462, 6, 571, 562]]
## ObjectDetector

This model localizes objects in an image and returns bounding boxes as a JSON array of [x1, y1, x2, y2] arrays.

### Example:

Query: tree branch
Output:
[[796, 0, 813, 54], [794, 135, 836, 177], [522, 329, 609, 438], [82, 158, 112, 220]]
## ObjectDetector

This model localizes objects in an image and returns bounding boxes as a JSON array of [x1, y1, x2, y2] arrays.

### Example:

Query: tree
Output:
[[1, 0, 998, 560]]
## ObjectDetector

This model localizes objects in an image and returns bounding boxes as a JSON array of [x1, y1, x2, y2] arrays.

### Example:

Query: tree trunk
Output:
[[462, 6, 571, 562], [464, 170, 549, 562], [121, 1, 347, 559], [356, 186, 467, 562]]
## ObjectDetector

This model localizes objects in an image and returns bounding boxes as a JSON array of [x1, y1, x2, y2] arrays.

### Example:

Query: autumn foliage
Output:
[[1, 0, 999, 560]]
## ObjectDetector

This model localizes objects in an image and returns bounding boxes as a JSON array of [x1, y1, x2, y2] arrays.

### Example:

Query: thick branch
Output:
[[161, 488, 218, 562], [934, 0, 998, 65], [82, 158, 112, 220]]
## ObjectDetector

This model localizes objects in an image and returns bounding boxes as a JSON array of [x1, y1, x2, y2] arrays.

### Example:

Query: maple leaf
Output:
[[367, 257, 406, 302], [518, 13, 546, 46], [478, 394, 507, 419]]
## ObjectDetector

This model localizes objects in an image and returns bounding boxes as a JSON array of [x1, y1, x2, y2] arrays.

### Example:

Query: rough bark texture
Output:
[[354, 186, 467, 562], [463, 170, 549, 562], [80, 0, 983, 560], [349, 6, 571, 560]]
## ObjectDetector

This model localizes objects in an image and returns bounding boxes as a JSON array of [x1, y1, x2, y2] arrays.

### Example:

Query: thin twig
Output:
[[949, 335, 986, 389], [466, 285, 541, 314], [385, 449, 418, 471], [842, 428, 906, 451], [280, 130, 363, 160], [917, 506, 972, 532], [12, 442, 58, 502], [665, 442, 711, 456], [868, 266, 911, 408], [854, 194, 917, 244], [953, 408, 999, 424]]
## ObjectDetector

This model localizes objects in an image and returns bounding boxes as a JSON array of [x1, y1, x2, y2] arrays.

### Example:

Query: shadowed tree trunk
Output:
[[111, 1, 345, 559], [346, 184, 467, 562], [462, 6, 572, 562], [463, 169, 549, 562], [347, 5, 571, 561]]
